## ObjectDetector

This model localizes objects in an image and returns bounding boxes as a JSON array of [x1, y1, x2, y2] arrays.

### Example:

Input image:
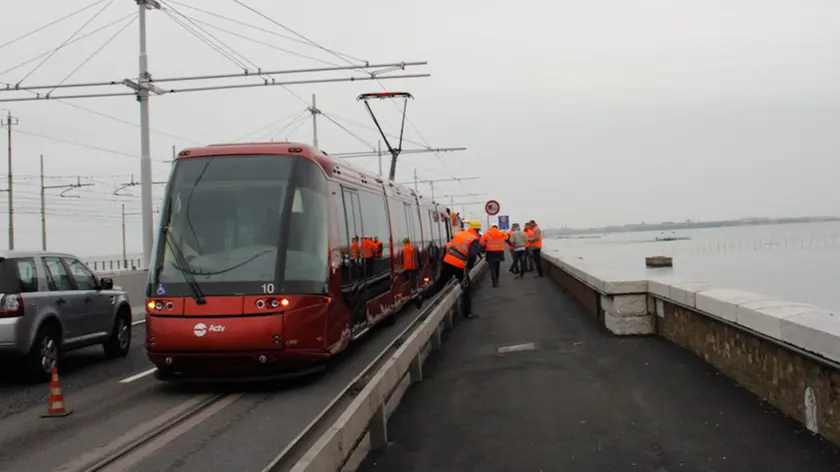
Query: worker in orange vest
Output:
[[362, 236, 376, 277], [415, 219, 481, 319], [402, 237, 419, 293], [480, 224, 506, 287], [523, 224, 535, 273], [525, 220, 544, 276]]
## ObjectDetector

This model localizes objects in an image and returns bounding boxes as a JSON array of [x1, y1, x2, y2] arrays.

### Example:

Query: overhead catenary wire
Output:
[[46, 15, 138, 97], [229, 0, 369, 68], [168, 0, 366, 64], [177, 15, 341, 68], [0, 0, 110, 51], [15, 0, 116, 87], [161, 1, 270, 80], [267, 113, 310, 142], [0, 12, 137, 78], [277, 114, 310, 142], [231, 108, 308, 142], [0, 13, 201, 145], [160, 7, 252, 72], [318, 112, 376, 151], [12, 128, 172, 162]]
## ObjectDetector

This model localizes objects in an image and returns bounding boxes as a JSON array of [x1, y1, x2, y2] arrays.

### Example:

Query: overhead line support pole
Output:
[[1, 111, 17, 249], [40, 155, 45, 250], [136, 0, 161, 269], [309, 93, 319, 148]]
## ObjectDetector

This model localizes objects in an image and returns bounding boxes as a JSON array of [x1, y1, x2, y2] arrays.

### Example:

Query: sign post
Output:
[[484, 200, 500, 231]]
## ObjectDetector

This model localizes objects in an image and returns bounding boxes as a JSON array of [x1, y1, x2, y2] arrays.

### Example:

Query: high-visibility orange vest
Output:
[[480, 228, 505, 252], [524, 228, 534, 248], [531, 225, 543, 248], [403, 243, 417, 270], [362, 237, 375, 258], [443, 230, 478, 269], [351, 239, 360, 258]]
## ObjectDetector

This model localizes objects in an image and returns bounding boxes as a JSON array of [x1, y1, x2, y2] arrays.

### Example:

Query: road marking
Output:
[[120, 367, 157, 384], [131, 305, 146, 326], [497, 342, 538, 354]]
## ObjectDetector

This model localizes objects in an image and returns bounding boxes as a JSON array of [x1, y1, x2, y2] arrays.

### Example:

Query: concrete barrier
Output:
[[103, 270, 148, 306], [288, 260, 488, 472], [540, 249, 840, 448]]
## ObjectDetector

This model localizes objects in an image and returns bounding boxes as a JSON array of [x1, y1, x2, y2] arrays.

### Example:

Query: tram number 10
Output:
[[261, 283, 275, 294]]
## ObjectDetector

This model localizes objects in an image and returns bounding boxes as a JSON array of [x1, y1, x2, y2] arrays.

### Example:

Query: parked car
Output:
[[0, 250, 133, 382]]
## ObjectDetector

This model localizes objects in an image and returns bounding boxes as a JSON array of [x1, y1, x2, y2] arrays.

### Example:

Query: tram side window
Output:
[[404, 203, 422, 245], [358, 190, 390, 276], [333, 184, 353, 285], [388, 197, 408, 269], [437, 209, 445, 244], [284, 161, 329, 287]]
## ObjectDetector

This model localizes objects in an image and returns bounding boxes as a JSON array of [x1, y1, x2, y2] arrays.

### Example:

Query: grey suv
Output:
[[0, 250, 133, 382]]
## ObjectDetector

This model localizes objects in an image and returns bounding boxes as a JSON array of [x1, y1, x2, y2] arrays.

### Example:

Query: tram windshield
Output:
[[149, 154, 329, 297]]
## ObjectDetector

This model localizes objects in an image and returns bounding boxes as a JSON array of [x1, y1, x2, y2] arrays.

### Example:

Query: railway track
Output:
[[68, 393, 243, 472], [262, 279, 461, 472], [51, 278, 464, 472]]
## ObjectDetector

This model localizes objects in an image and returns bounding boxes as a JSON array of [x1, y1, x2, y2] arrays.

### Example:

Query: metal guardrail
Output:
[[265, 260, 488, 471], [83, 259, 144, 273]]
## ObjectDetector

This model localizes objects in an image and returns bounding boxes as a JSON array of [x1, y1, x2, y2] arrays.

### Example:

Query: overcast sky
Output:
[[0, 0, 838, 258]]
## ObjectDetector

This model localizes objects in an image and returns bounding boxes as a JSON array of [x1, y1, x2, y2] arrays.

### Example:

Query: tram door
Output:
[[340, 188, 368, 333]]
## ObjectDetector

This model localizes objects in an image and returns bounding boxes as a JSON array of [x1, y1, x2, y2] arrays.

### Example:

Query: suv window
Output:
[[0, 258, 39, 293], [43, 257, 74, 291], [63, 258, 97, 290]]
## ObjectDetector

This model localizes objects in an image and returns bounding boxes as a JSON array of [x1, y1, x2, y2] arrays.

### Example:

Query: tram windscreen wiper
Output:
[[163, 230, 207, 305], [156, 197, 206, 305]]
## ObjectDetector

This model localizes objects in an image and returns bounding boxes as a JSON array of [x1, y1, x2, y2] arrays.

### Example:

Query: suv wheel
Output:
[[103, 311, 131, 358], [27, 325, 60, 382]]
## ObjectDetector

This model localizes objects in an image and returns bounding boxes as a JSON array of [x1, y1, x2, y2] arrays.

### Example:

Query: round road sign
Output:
[[485, 200, 500, 216]]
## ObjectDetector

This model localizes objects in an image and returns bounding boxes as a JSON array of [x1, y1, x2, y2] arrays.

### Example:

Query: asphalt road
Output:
[[0, 305, 150, 420], [359, 271, 840, 472]]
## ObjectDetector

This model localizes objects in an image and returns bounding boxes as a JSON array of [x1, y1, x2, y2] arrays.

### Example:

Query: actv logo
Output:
[[193, 323, 225, 337]]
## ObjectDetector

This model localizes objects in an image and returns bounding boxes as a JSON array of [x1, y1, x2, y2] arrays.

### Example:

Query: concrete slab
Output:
[[736, 301, 820, 340], [782, 310, 840, 364], [669, 281, 714, 308], [695, 288, 770, 323]]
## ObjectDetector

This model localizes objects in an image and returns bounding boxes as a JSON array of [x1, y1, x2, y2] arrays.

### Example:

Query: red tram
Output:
[[144, 142, 454, 380]]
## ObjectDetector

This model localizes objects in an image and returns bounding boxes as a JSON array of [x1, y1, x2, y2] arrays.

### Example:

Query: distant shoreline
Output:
[[546, 216, 840, 237]]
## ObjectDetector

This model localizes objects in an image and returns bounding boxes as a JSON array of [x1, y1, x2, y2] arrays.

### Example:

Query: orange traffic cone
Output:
[[41, 368, 72, 418]]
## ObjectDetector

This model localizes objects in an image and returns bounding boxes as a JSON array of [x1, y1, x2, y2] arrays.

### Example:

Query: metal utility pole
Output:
[[309, 94, 320, 148], [413, 169, 418, 193], [1, 111, 18, 249], [121, 204, 127, 265], [136, 0, 162, 269], [40, 155, 45, 250], [377, 141, 382, 177], [41, 171, 95, 250]]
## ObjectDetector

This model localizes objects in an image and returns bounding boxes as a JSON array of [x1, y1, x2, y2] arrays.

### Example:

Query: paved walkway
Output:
[[359, 269, 840, 471]]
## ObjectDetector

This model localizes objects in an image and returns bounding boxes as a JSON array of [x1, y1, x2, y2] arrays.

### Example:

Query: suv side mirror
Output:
[[100, 277, 114, 290]]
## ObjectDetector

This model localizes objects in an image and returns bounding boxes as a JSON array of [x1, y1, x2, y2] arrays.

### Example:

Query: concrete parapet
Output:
[[108, 270, 148, 306], [540, 248, 840, 447]]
